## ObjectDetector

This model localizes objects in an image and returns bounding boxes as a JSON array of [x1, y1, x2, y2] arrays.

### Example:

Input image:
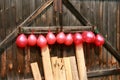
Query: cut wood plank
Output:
[[63, 55, 72, 80], [70, 56, 79, 80], [57, 58, 66, 80], [68, 46, 79, 80], [63, 47, 73, 80], [41, 45, 54, 80], [75, 44, 88, 80], [51, 56, 59, 80], [30, 62, 42, 80]]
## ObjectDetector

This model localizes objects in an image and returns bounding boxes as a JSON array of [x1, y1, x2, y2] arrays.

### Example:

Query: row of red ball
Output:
[[16, 31, 105, 48]]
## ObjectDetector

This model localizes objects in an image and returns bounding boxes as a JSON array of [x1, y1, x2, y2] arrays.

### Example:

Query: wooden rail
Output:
[[88, 68, 120, 78], [20, 26, 93, 34]]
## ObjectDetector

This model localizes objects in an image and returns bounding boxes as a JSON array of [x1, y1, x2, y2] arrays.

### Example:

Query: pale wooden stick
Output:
[[51, 56, 59, 80], [75, 44, 88, 80], [30, 62, 42, 80], [41, 45, 54, 80], [63, 49, 73, 80], [57, 58, 66, 80]]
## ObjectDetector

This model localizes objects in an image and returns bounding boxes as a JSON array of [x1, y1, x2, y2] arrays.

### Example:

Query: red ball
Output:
[[46, 31, 56, 45], [82, 31, 95, 43], [64, 33, 73, 46], [73, 33, 83, 45], [16, 34, 27, 48], [56, 32, 66, 44], [37, 35, 47, 48], [95, 34, 105, 46], [28, 34, 37, 46]]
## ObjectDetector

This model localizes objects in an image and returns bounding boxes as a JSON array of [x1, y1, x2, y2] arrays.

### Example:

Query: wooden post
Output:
[[30, 62, 42, 80], [75, 44, 88, 80], [41, 45, 54, 80]]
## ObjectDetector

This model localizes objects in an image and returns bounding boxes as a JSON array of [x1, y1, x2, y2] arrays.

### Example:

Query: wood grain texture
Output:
[[41, 45, 54, 80], [0, 0, 120, 80], [30, 62, 42, 80], [63, 47, 73, 80], [75, 44, 88, 80]]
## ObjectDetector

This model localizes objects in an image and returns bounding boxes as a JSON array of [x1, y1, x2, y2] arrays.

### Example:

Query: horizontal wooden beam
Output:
[[87, 68, 120, 78], [20, 26, 93, 34]]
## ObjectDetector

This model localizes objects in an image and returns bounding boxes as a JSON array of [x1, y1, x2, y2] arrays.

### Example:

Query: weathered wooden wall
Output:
[[0, 0, 120, 80]]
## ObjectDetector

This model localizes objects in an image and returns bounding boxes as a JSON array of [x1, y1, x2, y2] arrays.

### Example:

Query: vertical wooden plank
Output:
[[29, 0, 35, 14], [102, 1, 108, 68], [75, 44, 88, 80], [58, 58, 66, 80], [63, 46, 73, 80], [51, 46, 67, 80], [38, 0, 47, 26], [108, 2, 117, 80], [35, 0, 43, 26], [10, 0, 16, 28], [0, 51, 7, 79], [117, 0, 120, 52], [11, 42, 18, 80], [62, 5, 70, 26], [24, 46, 31, 78], [22, 0, 30, 20], [30, 46, 44, 78], [56, 46, 66, 80], [41, 45, 54, 80], [46, 6, 53, 26], [51, 44, 59, 80], [6, 45, 14, 80], [6, 0, 17, 79], [30, 62, 42, 80], [29, 0, 35, 26], [16, 0, 22, 23], [69, 46, 79, 80], [119, 1, 120, 52], [0, 0, 7, 79], [93, 1, 104, 74], [16, 47, 24, 80]]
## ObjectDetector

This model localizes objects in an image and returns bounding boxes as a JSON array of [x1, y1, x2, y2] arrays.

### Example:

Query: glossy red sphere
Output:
[[73, 33, 83, 45], [56, 32, 66, 44], [16, 34, 27, 48], [37, 35, 47, 48], [95, 34, 105, 46], [27, 34, 37, 46], [82, 31, 95, 43], [64, 33, 73, 46], [46, 31, 56, 45]]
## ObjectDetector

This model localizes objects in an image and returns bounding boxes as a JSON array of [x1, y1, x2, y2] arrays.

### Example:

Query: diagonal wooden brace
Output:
[[63, 0, 120, 63], [0, 0, 53, 54]]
